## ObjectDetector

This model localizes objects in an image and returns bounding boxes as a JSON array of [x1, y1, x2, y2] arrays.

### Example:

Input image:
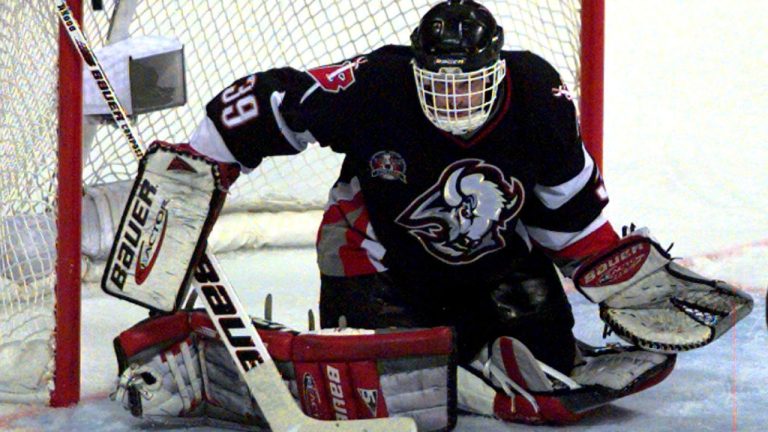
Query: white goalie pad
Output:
[[573, 228, 753, 353], [114, 312, 439, 431], [102, 142, 238, 312], [459, 337, 675, 425]]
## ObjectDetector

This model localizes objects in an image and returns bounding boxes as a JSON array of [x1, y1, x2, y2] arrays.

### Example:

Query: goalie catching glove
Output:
[[573, 227, 753, 353], [112, 311, 457, 431]]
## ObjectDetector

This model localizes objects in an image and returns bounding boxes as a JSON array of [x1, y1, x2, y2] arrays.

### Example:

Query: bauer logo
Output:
[[195, 254, 265, 370], [306, 56, 367, 93], [579, 241, 650, 287], [195, 254, 269, 372], [108, 178, 158, 290], [134, 200, 169, 285], [435, 58, 465, 65], [326, 365, 349, 420]]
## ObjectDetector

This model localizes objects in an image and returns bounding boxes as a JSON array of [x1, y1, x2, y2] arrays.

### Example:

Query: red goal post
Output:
[[54, 0, 84, 407], [580, 0, 605, 169], [0, 0, 603, 406]]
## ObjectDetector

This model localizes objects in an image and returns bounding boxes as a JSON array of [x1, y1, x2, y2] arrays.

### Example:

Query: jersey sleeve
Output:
[[517, 53, 618, 265], [189, 55, 374, 170]]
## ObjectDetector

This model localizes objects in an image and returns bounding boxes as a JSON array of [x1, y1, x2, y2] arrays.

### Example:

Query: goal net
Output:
[[0, 0, 602, 405]]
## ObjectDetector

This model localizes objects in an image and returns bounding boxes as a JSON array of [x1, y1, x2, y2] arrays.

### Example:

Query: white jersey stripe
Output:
[[523, 212, 608, 251], [271, 91, 315, 152], [189, 116, 239, 164], [299, 82, 321, 104], [362, 239, 388, 272], [364, 215, 388, 272], [325, 176, 362, 209], [533, 145, 595, 210]]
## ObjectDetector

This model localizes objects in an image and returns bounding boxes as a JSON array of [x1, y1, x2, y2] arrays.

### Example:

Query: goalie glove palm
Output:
[[573, 228, 753, 353]]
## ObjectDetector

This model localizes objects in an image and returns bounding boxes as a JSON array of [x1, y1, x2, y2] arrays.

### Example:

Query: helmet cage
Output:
[[413, 58, 506, 135]]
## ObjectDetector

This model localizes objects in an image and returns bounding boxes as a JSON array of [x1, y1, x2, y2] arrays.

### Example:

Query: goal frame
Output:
[[49, 0, 604, 407], [580, 0, 605, 169], [54, 0, 83, 407]]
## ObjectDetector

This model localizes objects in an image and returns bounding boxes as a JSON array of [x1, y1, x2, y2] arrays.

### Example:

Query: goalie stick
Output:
[[55, 2, 416, 430]]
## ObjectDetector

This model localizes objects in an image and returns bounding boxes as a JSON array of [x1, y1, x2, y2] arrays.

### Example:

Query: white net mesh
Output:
[[83, 0, 584, 212], [0, 0, 59, 402], [0, 0, 586, 403]]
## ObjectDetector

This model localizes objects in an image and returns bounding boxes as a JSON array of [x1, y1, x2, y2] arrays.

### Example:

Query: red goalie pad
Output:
[[115, 312, 455, 432], [291, 328, 456, 431]]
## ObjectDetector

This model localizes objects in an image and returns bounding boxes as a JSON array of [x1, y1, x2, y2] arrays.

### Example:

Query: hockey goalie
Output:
[[105, 1, 752, 429]]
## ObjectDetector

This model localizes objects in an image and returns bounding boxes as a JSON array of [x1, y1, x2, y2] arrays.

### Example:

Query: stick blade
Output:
[[293, 416, 418, 432]]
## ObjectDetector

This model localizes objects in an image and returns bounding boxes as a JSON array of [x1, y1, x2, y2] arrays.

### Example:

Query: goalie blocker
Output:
[[102, 141, 239, 311], [573, 228, 753, 353]]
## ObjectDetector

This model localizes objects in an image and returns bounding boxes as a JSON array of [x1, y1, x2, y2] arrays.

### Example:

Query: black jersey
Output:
[[194, 45, 610, 289]]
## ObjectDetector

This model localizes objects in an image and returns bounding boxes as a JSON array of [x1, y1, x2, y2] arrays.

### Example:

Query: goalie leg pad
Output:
[[291, 327, 457, 432], [573, 228, 753, 352], [102, 141, 239, 312], [113, 312, 269, 428], [114, 312, 456, 432], [460, 336, 675, 425]]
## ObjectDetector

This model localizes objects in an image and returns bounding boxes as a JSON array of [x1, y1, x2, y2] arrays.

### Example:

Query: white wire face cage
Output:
[[413, 59, 506, 135]]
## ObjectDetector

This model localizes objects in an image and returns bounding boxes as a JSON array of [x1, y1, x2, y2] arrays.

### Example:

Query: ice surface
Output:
[[2, 1, 767, 430], [2, 251, 765, 431], [1, 249, 765, 431]]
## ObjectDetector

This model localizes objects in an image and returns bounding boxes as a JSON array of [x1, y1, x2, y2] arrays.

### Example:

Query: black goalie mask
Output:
[[411, 0, 506, 135]]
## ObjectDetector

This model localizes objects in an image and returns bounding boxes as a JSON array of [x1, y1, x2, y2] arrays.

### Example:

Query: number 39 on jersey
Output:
[[220, 75, 258, 128]]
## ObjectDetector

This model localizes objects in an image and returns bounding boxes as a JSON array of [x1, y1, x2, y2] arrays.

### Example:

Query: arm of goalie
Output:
[[101, 141, 239, 312], [572, 228, 753, 353]]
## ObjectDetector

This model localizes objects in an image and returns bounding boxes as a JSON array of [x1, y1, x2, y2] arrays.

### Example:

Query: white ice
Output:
[[2, 1, 767, 430]]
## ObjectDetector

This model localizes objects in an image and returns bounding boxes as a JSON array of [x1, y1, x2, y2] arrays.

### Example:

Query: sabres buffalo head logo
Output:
[[396, 159, 524, 264]]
